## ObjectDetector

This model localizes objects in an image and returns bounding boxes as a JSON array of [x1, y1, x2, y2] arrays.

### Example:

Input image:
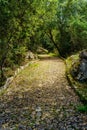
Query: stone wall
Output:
[[0, 61, 37, 92]]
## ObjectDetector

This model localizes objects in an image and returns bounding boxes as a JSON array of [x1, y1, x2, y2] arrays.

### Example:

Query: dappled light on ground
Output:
[[0, 58, 87, 129]]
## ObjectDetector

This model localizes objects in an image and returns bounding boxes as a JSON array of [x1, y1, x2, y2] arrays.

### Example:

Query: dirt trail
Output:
[[0, 58, 87, 129]]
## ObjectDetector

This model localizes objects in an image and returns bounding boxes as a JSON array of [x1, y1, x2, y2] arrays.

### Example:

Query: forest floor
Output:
[[0, 56, 87, 130]]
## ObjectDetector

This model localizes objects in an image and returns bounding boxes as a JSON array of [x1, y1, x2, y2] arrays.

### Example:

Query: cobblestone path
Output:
[[0, 58, 87, 129]]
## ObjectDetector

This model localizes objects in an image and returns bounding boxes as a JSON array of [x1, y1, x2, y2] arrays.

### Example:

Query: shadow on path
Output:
[[0, 57, 87, 129]]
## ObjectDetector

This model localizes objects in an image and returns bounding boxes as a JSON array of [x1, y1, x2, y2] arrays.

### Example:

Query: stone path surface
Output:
[[0, 58, 87, 129]]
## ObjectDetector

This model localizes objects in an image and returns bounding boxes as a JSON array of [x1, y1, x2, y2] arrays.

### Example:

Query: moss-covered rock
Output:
[[70, 59, 80, 80], [69, 50, 87, 82], [66, 52, 87, 104]]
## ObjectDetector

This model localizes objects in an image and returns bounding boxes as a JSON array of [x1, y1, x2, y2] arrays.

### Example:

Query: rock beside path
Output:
[[71, 50, 87, 81], [0, 57, 87, 129], [26, 51, 37, 59]]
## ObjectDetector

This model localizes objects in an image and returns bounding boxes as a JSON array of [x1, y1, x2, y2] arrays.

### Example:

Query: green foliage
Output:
[[49, 53, 59, 57], [77, 105, 87, 113], [0, 0, 87, 85], [12, 46, 27, 65]]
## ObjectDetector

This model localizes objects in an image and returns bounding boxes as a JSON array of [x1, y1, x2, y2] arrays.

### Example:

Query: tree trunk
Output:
[[0, 54, 7, 86], [0, 65, 3, 79], [47, 30, 61, 55], [0, 64, 4, 86]]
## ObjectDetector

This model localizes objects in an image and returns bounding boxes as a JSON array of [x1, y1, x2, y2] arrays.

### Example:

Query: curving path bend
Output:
[[0, 57, 87, 129]]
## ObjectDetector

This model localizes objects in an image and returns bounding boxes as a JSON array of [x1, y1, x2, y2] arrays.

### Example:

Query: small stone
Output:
[[36, 107, 42, 112], [38, 84, 42, 87], [27, 127, 32, 130], [36, 112, 41, 118], [18, 125, 26, 130]]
